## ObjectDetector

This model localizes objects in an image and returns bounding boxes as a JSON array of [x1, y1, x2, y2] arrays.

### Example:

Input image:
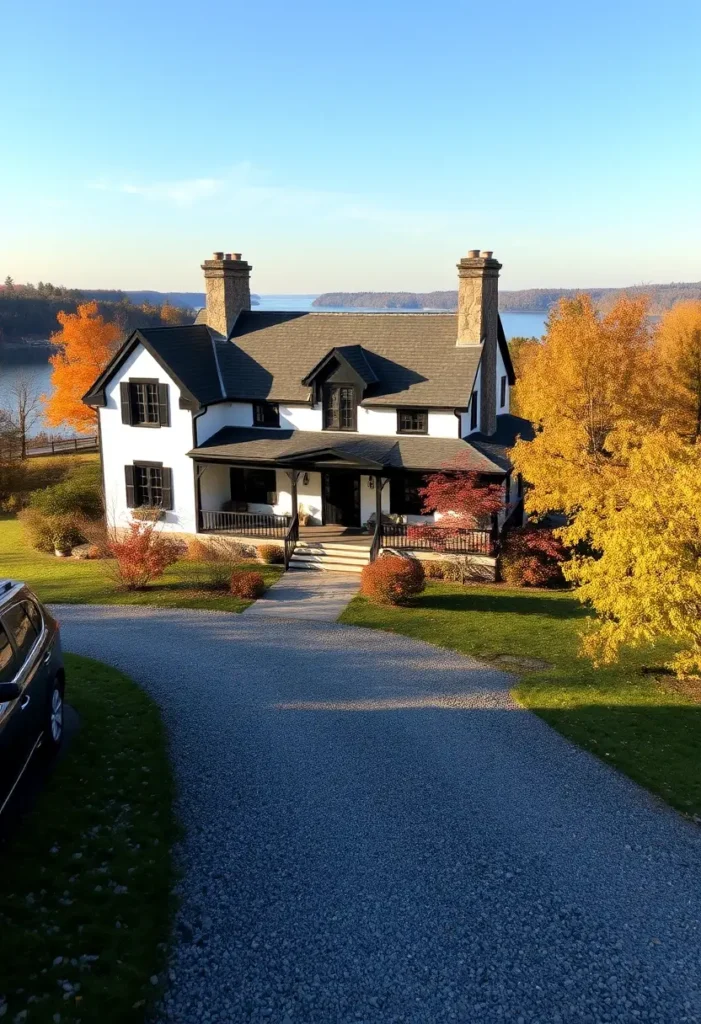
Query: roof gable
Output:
[[301, 345, 379, 390], [83, 324, 222, 409]]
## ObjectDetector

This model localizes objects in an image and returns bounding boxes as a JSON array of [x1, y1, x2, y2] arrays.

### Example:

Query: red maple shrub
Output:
[[109, 522, 180, 590], [230, 570, 266, 599], [407, 466, 504, 551], [499, 526, 566, 587], [418, 468, 504, 528], [360, 555, 425, 605]]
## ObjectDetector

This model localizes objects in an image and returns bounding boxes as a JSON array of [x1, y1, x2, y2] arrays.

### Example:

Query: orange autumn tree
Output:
[[44, 302, 121, 433]]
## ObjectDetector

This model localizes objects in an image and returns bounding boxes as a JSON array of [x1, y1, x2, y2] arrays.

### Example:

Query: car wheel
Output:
[[44, 680, 64, 754]]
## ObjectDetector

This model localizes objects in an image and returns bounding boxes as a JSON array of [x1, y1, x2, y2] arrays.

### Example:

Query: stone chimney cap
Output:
[[213, 251, 224, 260], [467, 249, 480, 258], [232, 252, 242, 260], [480, 250, 493, 258]]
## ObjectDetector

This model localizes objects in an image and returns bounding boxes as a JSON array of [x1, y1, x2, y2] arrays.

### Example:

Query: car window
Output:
[[3, 604, 39, 664], [24, 599, 43, 635], [0, 624, 17, 683]]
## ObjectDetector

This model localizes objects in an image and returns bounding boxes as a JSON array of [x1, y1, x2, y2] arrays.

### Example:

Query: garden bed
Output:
[[0, 516, 284, 612]]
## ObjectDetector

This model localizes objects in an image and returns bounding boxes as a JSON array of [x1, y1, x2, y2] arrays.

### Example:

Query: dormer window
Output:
[[323, 385, 356, 431], [500, 375, 507, 409], [397, 408, 428, 435], [253, 401, 280, 427]]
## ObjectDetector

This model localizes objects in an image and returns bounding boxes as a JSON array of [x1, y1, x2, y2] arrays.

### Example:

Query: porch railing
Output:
[[200, 510, 292, 538], [379, 521, 498, 557], [283, 513, 299, 569], [370, 517, 382, 563]]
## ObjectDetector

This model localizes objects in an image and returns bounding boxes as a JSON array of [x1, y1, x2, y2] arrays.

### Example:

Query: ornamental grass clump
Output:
[[360, 555, 425, 606], [109, 522, 180, 590], [258, 544, 285, 564], [230, 570, 266, 599]]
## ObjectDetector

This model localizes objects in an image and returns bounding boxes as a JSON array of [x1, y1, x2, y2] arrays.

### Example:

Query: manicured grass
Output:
[[0, 654, 176, 1023], [2, 516, 284, 612], [340, 583, 701, 818]]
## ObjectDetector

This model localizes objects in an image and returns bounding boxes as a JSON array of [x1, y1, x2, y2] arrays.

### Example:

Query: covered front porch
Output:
[[194, 460, 503, 562]]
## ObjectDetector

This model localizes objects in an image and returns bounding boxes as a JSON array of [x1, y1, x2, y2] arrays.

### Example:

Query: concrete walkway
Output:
[[243, 569, 360, 621]]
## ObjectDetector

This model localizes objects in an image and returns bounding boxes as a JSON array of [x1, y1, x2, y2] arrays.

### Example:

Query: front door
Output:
[[322, 471, 361, 527]]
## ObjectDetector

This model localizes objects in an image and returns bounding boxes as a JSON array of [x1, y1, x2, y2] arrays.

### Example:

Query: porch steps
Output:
[[288, 541, 371, 574]]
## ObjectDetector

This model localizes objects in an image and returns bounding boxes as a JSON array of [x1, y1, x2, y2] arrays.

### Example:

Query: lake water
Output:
[[0, 299, 547, 436]]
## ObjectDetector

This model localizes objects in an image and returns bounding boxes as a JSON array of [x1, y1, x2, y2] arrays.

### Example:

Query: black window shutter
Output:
[[124, 465, 136, 507], [120, 382, 132, 425], [158, 383, 170, 427], [161, 467, 173, 510]]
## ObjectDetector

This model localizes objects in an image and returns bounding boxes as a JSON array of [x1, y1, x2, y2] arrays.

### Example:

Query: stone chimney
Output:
[[456, 249, 502, 435], [201, 251, 252, 337]]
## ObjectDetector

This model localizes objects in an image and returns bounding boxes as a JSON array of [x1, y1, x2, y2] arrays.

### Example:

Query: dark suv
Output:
[[0, 581, 65, 817]]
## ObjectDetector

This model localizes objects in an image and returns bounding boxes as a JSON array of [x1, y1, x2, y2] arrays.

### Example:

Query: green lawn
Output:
[[340, 584, 701, 818], [0, 654, 176, 1023], [2, 516, 284, 612]]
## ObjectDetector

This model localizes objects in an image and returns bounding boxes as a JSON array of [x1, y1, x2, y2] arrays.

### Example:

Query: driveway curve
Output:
[[56, 605, 701, 1024]]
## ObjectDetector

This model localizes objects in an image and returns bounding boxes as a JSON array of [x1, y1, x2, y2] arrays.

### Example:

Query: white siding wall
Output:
[[196, 399, 461, 442], [100, 345, 197, 533], [460, 364, 481, 437], [196, 402, 252, 443], [281, 404, 323, 431], [360, 475, 391, 524]]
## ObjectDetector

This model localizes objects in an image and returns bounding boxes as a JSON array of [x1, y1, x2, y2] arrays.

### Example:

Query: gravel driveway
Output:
[[57, 605, 701, 1024]]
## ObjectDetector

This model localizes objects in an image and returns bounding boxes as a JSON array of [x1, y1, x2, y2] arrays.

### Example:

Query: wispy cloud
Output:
[[89, 175, 223, 206], [87, 163, 469, 233]]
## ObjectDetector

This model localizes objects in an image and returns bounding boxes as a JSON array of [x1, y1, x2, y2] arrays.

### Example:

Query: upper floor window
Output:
[[323, 385, 356, 431], [253, 402, 280, 428], [397, 408, 428, 435], [120, 379, 170, 428], [470, 391, 479, 431], [500, 375, 507, 409]]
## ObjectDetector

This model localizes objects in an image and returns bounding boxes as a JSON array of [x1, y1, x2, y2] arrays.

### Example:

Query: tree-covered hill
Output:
[[313, 281, 701, 314], [0, 281, 196, 344]]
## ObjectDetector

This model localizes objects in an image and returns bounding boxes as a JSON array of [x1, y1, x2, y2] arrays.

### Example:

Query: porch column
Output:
[[375, 473, 382, 524], [286, 470, 300, 519]]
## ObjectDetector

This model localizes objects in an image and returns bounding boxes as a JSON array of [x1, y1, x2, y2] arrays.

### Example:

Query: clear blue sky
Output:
[[2, 0, 700, 293]]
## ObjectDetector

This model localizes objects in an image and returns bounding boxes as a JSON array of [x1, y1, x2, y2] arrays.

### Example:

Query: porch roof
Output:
[[188, 427, 509, 474]]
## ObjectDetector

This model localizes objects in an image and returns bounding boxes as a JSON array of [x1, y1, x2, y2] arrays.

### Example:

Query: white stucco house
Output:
[[83, 248, 531, 573]]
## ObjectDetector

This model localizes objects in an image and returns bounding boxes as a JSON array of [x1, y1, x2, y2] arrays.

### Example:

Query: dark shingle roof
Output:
[[138, 325, 224, 406], [221, 311, 483, 407], [189, 427, 507, 474], [82, 324, 224, 408], [468, 415, 534, 471]]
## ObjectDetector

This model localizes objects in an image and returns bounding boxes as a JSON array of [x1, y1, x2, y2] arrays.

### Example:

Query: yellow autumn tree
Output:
[[655, 301, 701, 440], [160, 301, 184, 326], [566, 430, 701, 675], [44, 302, 121, 433], [511, 294, 657, 520]]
